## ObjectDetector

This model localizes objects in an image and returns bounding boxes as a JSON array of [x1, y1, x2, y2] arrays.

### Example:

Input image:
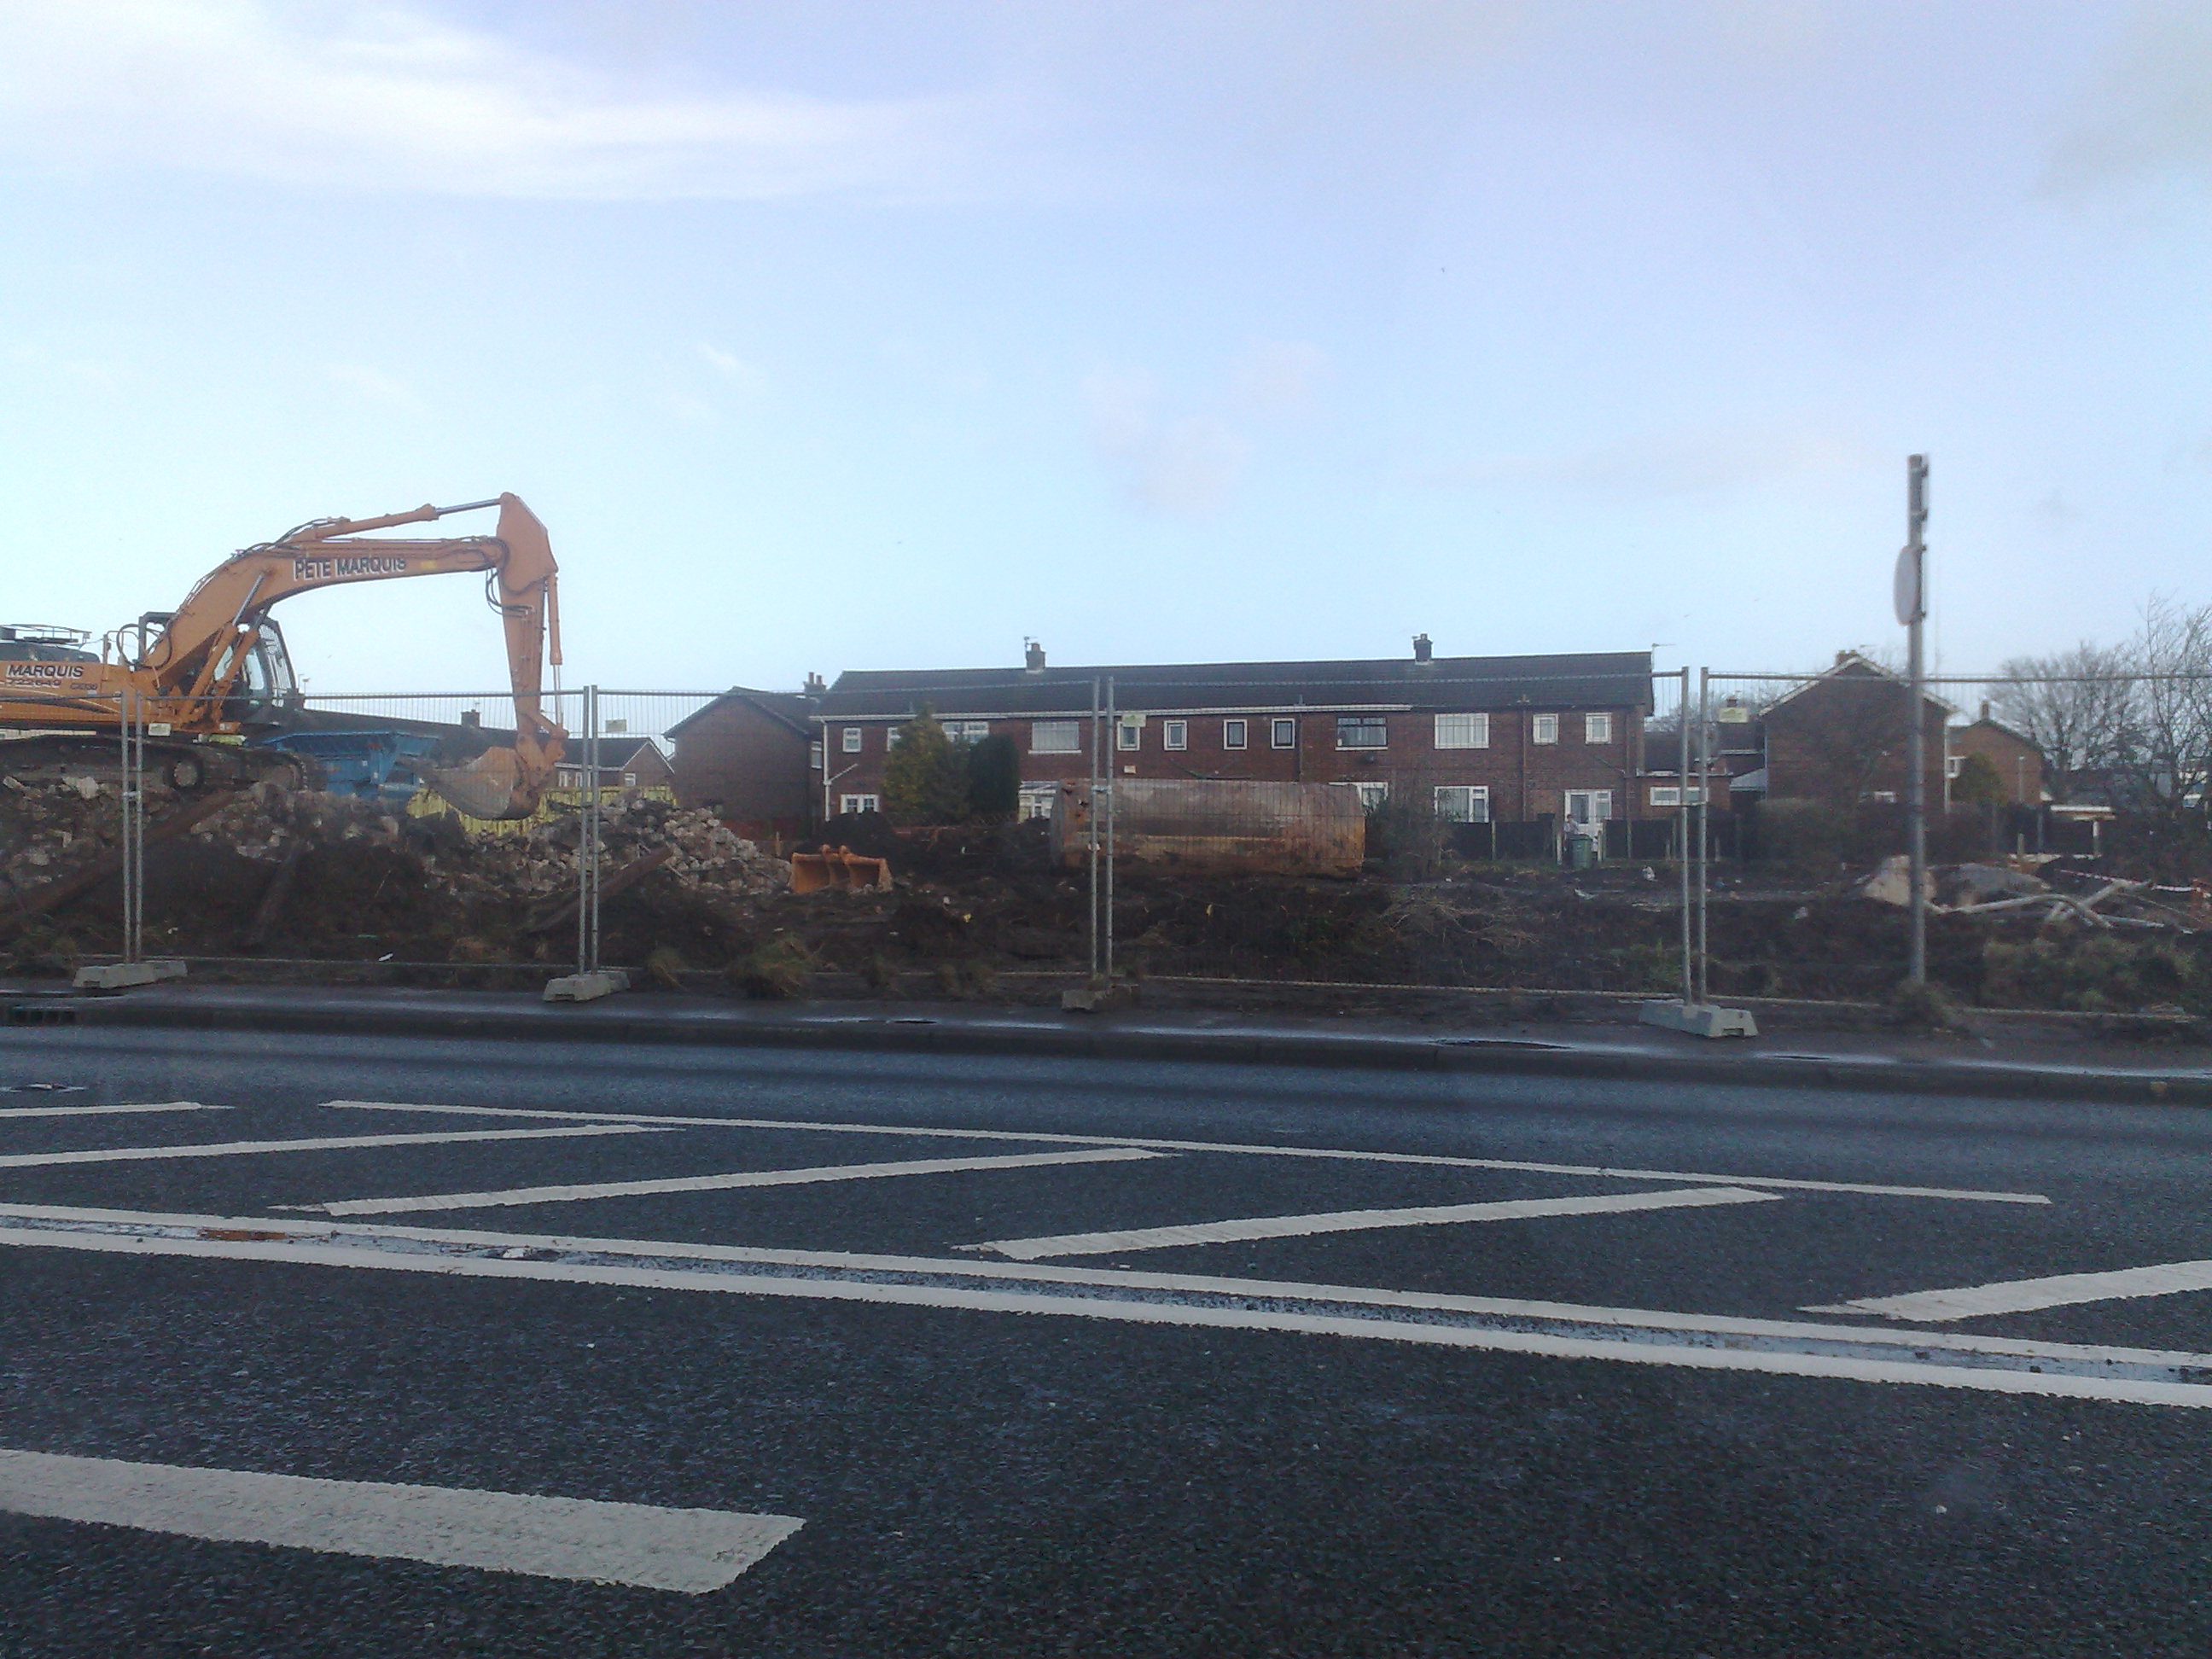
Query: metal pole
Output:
[[1087, 677, 1100, 982], [1678, 667, 1691, 1006], [1104, 675, 1117, 982], [119, 690, 142, 965], [577, 686, 601, 976], [1904, 455, 1930, 985], [1696, 667, 1711, 1005]]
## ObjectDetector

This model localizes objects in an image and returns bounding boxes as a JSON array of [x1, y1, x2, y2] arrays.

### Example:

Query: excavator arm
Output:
[[145, 494, 566, 819]]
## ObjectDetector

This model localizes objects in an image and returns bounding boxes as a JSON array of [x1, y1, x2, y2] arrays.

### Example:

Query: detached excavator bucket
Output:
[[789, 845, 894, 894], [422, 748, 533, 821]]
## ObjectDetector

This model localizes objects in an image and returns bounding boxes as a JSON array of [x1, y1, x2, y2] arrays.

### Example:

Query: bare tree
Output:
[[1984, 641, 2133, 803], [2109, 596, 2212, 820]]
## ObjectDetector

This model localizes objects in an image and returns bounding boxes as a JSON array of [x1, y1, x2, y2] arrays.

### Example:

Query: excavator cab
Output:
[[221, 620, 302, 730]]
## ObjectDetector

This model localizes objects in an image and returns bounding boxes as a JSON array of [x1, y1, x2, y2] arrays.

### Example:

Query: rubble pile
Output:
[[1858, 856, 2206, 931], [3, 771, 789, 961]]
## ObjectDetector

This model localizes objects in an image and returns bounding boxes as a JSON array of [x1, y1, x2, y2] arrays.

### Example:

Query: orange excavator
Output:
[[0, 495, 565, 819]]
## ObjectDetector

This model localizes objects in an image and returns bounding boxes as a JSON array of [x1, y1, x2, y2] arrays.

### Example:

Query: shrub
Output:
[[882, 707, 968, 825]]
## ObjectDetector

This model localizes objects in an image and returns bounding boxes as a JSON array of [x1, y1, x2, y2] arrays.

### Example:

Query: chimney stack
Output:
[[1024, 639, 1046, 674], [803, 672, 826, 698], [1412, 632, 1433, 665], [1979, 699, 1990, 722]]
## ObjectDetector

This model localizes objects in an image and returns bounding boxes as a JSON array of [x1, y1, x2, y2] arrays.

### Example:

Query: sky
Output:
[[2, 0, 2209, 699]]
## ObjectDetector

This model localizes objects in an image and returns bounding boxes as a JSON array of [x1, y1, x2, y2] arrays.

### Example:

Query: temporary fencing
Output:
[[5, 661, 2207, 1022]]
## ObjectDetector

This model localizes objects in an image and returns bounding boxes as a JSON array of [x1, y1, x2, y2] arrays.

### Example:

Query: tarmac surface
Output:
[[0, 1020, 2208, 1656]]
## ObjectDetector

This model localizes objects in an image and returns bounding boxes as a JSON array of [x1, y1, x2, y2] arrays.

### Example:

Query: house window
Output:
[[1030, 720, 1080, 754], [808, 741, 823, 771], [1435, 713, 1489, 749], [1351, 782, 1389, 810], [1271, 719, 1297, 748], [1585, 713, 1613, 744], [623, 772, 637, 788], [1336, 716, 1388, 748], [838, 793, 880, 815], [1945, 755, 1964, 777], [1435, 785, 1491, 822], [841, 726, 863, 753], [944, 719, 991, 744], [1116, 722, 1140, 751], [1532, 713, 1559, 744], [1223, 718, 1247, 749], [1649, 785, 1707, 807], [1017, 783, 1057, 821], [1163, 719, 1187, 751]]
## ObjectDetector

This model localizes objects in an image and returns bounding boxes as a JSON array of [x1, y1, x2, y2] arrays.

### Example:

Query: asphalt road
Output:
[[0, 1024, 2208, 1657]]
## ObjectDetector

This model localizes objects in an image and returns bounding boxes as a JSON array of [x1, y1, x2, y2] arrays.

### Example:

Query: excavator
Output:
[[0, 494, 565, 819]]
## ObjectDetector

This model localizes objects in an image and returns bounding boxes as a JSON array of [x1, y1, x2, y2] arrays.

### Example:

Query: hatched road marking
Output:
[[0, 1447, 801, 1593], [0, 1101, 228, 1121], [325, 1101, 2052, 1206], [967, 1185, 1780, 1260], [3, 1202, 2208, 1411], [290, 1146, 1167, 1217], [1807, 1259, 2212, 1323], [0, 1124, 666, 1170]]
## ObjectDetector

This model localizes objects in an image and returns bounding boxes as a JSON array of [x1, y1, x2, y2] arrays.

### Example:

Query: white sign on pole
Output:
[[1893, 544, 1924, 626]]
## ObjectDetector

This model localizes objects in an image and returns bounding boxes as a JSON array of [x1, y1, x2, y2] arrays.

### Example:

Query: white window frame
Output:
[[1352, 781, 1389, 810], [1271, 718, 1297, 749], [838, 793, 880, 815], [1115, 722, 1140, 751], [1016, 783, 1058, 822], [1435, 785, 1490, 822], [841, 725, 863, 753], [1336, 715, 1388, 750], [1649, 785, 1707, 807], [1584, 713, 1613, 744], [943, 719, 990, 745], [1030, 720, 1080, 754], [1222, 718, 1247, 749], [1945, 754, 1964, 778], [1532, 713, 1559, 745], [1162, 719, 1187, 751], [808, 741, 824, 771], [1434, 713, 1489, 749]]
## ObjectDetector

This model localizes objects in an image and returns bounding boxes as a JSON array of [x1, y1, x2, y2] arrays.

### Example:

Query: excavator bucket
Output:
[[789, 845, 894, 894], [421, 748, 534, 821]]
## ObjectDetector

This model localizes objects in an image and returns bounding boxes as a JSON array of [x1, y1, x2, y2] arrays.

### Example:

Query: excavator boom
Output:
[[1, 494, 567, 819]]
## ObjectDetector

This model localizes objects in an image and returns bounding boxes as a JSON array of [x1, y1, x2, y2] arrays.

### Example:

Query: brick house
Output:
[[1948, 705, 2046, 806], [809, 637, 1652, 832], [1747, 652, 1953, 808], [665, 686, 818, 838], [554, 736, 676, 795]]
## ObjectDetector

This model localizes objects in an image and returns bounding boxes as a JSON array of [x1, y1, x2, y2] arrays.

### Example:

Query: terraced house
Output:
[[809, 637, 1653, 835]]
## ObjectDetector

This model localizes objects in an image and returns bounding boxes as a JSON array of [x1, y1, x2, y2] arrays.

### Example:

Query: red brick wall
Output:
[[671, 702, 812, 832], [1953, 722, 2044, 805]]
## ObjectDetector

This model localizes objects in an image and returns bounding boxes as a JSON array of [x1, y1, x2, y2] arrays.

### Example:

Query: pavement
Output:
[[9, 976, 2212, 1105], [0, 1025, 2209, 1654]]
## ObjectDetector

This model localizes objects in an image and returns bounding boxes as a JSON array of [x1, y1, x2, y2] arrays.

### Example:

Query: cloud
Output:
[[2042, 5, 2212, 196], [0, 0, 980, 200], [1412, 424, 1873, 498], [698, 342, 769, 390]]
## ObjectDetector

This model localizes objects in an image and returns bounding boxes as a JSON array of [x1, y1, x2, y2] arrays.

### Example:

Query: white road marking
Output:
[[326, 1101, 2052, 1206], [0, 1447, 800, 1593], [969, 1185, 1780, 1260], [0, 1124, 664, 1170], [296, 1146, 1167, 1217], [3, 1204, 2205, 1410], [1808, 1260, 2212, 1323], [1, 1200, 2199, 1374], [0, 1101, 227, 1121]]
